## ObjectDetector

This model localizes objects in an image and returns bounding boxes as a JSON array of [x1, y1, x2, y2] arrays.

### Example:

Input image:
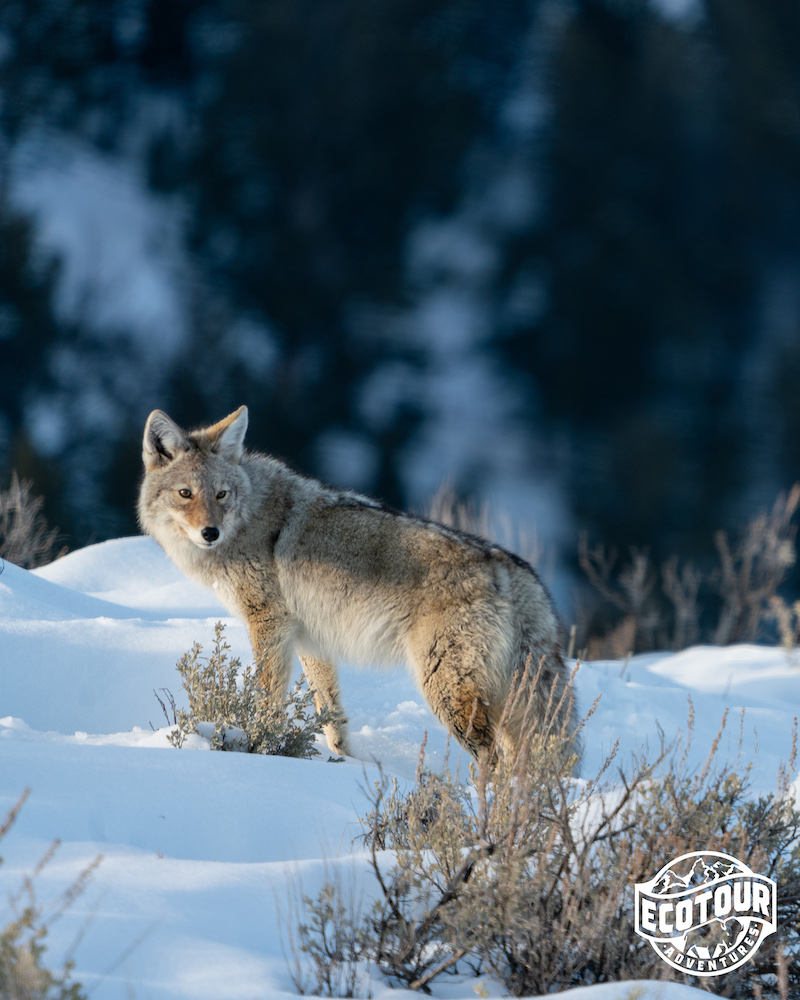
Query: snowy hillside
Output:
[[1, 537, 798, 999]]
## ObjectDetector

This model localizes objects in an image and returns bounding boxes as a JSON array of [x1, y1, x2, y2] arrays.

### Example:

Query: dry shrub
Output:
[[292, 688, 800, 998], [0, 471, 62, 569], [577, 485, 800, 657], [712, 486, 800, 645], [1, 789, 102, 1000], [770, 595, 800, 659], [159, 621, 337, 758], [280, 864, 373, 998], [578, 537, 662, 657]]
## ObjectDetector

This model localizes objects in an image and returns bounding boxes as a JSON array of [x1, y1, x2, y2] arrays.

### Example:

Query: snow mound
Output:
[[34, 535, 227, 614], [1, 556, 141, 621]]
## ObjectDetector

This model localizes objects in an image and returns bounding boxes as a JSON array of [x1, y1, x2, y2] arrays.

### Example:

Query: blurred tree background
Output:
[[1, 0, 799, 591]]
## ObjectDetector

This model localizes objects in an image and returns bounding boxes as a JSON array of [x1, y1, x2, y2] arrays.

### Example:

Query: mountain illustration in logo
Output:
[[651, 856, 743, 894]]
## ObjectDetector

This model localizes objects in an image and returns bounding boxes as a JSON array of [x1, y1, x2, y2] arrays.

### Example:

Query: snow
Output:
[[1, 536, 798, 999]]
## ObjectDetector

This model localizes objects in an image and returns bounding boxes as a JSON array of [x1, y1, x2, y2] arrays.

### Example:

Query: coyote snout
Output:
[[138, 405, 574, 761], [170, 492, 227, 549]]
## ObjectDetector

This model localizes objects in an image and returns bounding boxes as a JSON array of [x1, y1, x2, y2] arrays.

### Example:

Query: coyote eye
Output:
[[216, 490, 228, 500], [178, 488, 192, 499]]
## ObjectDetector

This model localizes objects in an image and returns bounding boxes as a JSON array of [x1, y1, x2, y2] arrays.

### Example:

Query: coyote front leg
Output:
[[298, 655, 350, 757], [246, 610, 296, 705]]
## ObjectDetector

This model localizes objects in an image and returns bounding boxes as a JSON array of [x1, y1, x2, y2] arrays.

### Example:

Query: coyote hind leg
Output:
[[298, 655, 351, 757], [412, 634, 498, 759]]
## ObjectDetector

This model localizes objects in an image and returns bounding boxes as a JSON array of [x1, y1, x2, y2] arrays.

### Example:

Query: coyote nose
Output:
[[201, 526, 219, 543]]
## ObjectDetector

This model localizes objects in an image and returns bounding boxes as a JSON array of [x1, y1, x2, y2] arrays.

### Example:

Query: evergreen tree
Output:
[[496, 0, 800, 558], [170, 0, 528, 500]]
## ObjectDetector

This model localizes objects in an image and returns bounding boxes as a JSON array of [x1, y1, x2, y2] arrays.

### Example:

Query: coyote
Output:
[[138, 406, 572, 759]]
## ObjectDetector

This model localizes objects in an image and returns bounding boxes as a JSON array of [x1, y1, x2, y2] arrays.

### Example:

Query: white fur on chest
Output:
[[287, 578, 407, 666]]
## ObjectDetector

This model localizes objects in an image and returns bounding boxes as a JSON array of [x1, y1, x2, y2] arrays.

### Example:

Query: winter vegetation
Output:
[[0, 789, 101, 1000], [288, 712, 799, 998], [0, 472, 63, 570], [158, 621, 336, 758]]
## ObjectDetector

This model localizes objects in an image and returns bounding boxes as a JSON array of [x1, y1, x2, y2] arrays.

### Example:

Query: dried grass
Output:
[[0, 471, 63, 569]]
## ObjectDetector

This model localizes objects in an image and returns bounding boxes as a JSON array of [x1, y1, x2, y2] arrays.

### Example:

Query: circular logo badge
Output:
[[634, 850, 777, 976]]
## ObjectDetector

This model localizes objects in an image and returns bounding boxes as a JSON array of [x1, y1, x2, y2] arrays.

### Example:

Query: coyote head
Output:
[[139, 406, 250, 551]]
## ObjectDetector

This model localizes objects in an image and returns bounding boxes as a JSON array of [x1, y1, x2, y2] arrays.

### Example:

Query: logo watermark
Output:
[[635, 850, 777, 976]]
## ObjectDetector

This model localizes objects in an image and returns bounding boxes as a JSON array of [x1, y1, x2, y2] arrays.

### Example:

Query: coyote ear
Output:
[[142, 410, 189, 471], [207, 405, 248, 463]]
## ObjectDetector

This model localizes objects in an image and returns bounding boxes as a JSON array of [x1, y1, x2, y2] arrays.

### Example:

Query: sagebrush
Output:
[[159, 621, 337, 758], [290, 689, 800, 998], [1, 789, 102, 1000], [280, 865, 373, 999]]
